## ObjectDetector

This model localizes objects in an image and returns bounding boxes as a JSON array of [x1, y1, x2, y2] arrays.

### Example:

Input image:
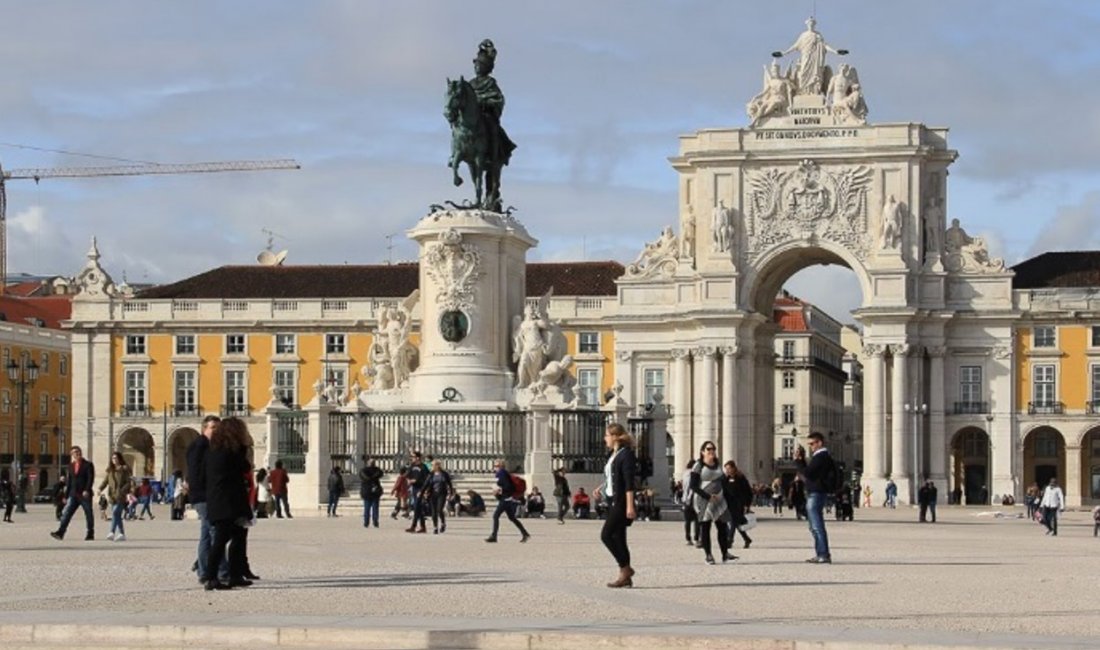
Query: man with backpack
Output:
[[795, 431, 835, 564], [485, 459, 530, 543]]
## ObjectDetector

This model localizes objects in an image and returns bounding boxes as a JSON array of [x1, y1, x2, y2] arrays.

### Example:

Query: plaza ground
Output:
[[0, 501, 1097, 649]]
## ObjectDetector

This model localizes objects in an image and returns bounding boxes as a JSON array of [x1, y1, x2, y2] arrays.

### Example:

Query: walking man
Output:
[[1039, 478, 1065, 536], [918, 481, 930, 522], [927, 481, 938, 523], [358, 457, 384, 528], [795, 432, 834, 564], [485, 459, 530, 543], [51, 446, 96, 541], [269, 460, 291, 518], [186, 415, 223, 581], [405, 451, 429, 534]]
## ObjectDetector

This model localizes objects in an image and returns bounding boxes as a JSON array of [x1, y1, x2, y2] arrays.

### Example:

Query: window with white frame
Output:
[[274, 368, 297, 407], [1033, 326, 1056, 348], [57, 395, 67, 419], [40, 431, 47, 455], [1, 347, 9, 368], [643, 368, 665, 404], [1032, 364, 1056, 406], [125, 335, 147, 355], [577, 368, 600, 406], [59, 354, 68, 376], [1, 389, 9, 414], [125, 370, 147, 410], [1091, 365, 1100, 407], [325, 333, 346, 355], [782, 404, 795, 424], [960, 366, 982, 407], [1092, 326, 1100, 348], [782, 370, 795, 389], [226, 334, 246, 355], [782, 437, 796, 460], [578, 332, 599, 354], [39, 392, 48, 417], [225, 370, 247, 411], [175, 335, 196, 355], [275, 333, 297, 355], [325, 368, 347, 398], [175, 370, 197, 415], [782, 340, 796, 360], [39, 352, 49, 374]]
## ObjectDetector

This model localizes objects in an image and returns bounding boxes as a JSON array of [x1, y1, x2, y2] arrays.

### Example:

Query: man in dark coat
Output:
[[51, 446, 96, 541]]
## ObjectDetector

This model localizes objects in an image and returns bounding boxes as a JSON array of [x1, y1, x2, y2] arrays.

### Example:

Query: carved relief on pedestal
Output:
[[746, 160, 872, 262], [423, 229, 483, 313]]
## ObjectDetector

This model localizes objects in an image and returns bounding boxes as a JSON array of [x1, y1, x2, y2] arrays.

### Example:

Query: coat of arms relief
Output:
[[746, 160, 872, 262]]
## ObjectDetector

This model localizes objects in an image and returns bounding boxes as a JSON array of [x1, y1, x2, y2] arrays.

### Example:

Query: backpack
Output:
[[510, 474, 527, 498]]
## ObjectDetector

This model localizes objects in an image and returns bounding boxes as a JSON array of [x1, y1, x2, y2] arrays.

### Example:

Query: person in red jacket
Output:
[[268, 460, 291, 519], [572, 487, 591, 519]]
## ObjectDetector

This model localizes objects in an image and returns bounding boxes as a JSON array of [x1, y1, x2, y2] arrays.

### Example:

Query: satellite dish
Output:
[[257, 249, 289, 266]]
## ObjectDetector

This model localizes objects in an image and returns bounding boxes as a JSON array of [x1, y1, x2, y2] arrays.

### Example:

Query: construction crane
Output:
[[0, 158, 300, 292]]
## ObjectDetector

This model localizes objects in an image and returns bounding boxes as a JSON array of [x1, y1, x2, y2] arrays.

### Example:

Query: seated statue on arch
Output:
[[827, 63, 868, 124], [747, 61, 793, 127], [625, 226, 679, 278]]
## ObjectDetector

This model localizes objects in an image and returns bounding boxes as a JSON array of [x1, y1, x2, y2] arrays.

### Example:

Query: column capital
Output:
[[889, 343, 912, 357], [990, 346, 1012, 360], [861, 343, 886, 359], [692, 345, 717, 359], [671, 348, 691, 361], [718, 344, 741, 358]]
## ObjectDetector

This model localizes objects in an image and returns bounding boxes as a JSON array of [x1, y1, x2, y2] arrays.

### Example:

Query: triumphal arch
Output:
[[612, 18, 1015, 503]]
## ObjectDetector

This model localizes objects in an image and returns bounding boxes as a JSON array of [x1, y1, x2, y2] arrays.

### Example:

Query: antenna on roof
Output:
[[258, 227, 289, 266], [385, 233, 398, 265]]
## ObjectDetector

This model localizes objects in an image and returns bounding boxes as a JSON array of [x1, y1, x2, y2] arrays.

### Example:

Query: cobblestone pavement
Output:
[[0, 502, 1097, 648]]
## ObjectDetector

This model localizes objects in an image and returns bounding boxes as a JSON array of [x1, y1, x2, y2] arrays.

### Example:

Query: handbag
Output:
[[739, 512, 758, 531]]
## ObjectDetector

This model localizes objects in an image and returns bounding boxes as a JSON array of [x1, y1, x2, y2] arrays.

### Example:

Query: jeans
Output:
[[57, 495, 95, 538], [806, 492, 831, 559], [556, 496, 570, 522], [1042, 507, 1059, 535], [110, 502, 126, 536], [430, 492, 447, 530], [489, 499, 528, 539], [928, 503, 937, 523], [327, 490, 340, 516], [203, 519, 245, 583], [410, 491, 427, 529], [274, 493, 292, 518], [193, 502, 229, 580], [139, 496, 153, 519], [362, 497, 380, 527]]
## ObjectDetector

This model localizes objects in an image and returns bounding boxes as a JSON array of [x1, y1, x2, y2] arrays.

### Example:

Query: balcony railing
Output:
[[952, 401, 989, 415], [220, 404, 252, 417], [172, 404, 203, 418], [1028, 401, 1065, 415], [119, 405, 151, 417]]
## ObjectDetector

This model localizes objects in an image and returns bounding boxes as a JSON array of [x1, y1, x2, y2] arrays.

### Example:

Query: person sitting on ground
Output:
[[525, 487, 546, 518], [573, 487, 591, 519], [462, 489, 486, 516], [447, 487, 461, 517]]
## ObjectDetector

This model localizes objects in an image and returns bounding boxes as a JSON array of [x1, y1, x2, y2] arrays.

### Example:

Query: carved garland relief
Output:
[[746, 159, 872, 262], [423, 229, 483, 313]]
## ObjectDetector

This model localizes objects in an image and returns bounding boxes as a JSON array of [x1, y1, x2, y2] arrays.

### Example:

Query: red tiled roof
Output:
[[1012, 252, 1100, 289], [0, 295, 72, 329], [4, 281, 44, 297], [774, 307, 809, 332], [137, 261, 625, 300]]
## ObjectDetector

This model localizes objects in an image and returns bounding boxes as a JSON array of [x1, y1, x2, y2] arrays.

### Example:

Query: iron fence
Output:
[[327, 412, 360, 474], [362, 411, 526, 475], [274, 411, 308, 473], [551, 410, 610, 473], [628, 417, 655, 480]]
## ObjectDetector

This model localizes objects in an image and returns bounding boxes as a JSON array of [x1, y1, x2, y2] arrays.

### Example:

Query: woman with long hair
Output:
[[98, 451, 132, 542], [600, 423, 637, 588], [722, 459, 754, 550], [690, 441, 733, 564], [427, 460, 453, 534], [202, 417, 253, 591]]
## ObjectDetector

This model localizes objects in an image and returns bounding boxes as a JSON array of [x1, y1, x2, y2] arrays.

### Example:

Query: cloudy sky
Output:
[[3, 1, 1099, 321]]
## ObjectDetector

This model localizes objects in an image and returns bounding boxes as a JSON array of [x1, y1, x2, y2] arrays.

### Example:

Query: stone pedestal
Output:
[[407, 209, 537, 406], [525, 400, 555, 496]]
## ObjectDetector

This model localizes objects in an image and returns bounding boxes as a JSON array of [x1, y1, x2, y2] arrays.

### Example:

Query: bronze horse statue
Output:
[[445, 76, 509, 212]]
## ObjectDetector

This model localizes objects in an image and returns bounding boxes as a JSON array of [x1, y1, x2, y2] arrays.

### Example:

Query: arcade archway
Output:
[[168, 427, 200, 478], [951, 427, 990, 505], [117, 428, 155, 478], [1022, 426, 1065, 495], [1077, 426, 1100, 504]]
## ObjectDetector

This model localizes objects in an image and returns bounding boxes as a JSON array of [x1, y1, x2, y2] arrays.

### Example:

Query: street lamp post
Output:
[[7, 353, 40, 513], [904, 402, 928, 504]]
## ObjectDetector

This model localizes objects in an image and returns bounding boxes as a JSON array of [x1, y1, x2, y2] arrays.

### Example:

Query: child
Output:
[[98, 493, 110, 521]]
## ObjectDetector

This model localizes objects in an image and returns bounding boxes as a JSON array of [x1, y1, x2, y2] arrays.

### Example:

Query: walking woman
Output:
[[202, 417, 253, 591], [98, 452, 132, 542], [690, 441, 733, 564], [722, 460, 754, 550], [552, 467, 571, 524], [682, 460, 700, 546], [427, 460, 453, 534], [600, 423, 637, 588]]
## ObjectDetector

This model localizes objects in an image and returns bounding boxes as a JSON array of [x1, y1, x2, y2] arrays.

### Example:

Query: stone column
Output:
[[295, 392, 333, 515], [1065, 445, 1082, 508], [525, 400, 555, 497], [890, 344, 912, 501], [263, 399, 288, 471], [719, 346, 737, 465], [927, 346, 948, 487], [694, 346, 717, 449], [648, 400, 671, 498], [861, 345, 886, 481], [671, 348, 691, 475]]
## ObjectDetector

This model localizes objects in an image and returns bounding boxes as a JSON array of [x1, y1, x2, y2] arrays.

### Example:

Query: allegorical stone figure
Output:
[[679, 205, 696, 258], [712, 200, 734, 253], [879, 195, 902, 249], [747, 61, 793, 126], [781, 16, 843, 95], [513, 303, 550, 389]]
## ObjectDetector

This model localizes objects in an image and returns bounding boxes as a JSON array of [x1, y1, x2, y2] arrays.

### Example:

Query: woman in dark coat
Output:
[[722, 460, 755, 551], [202, 417, 253, 591], [600, 423, 637, 588]]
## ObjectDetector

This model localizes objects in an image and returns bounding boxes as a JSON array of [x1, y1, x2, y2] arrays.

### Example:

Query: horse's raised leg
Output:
[[449, 155, 463, 187], [467, 161, 482, 207]]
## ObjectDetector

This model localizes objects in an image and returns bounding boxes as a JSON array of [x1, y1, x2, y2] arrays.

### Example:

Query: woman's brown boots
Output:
[[606, 565, 634, 588]]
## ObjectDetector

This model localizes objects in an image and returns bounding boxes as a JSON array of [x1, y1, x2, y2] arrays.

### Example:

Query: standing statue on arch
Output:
[[778, 16, 846, 96], [445, 39, 517, 213]]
